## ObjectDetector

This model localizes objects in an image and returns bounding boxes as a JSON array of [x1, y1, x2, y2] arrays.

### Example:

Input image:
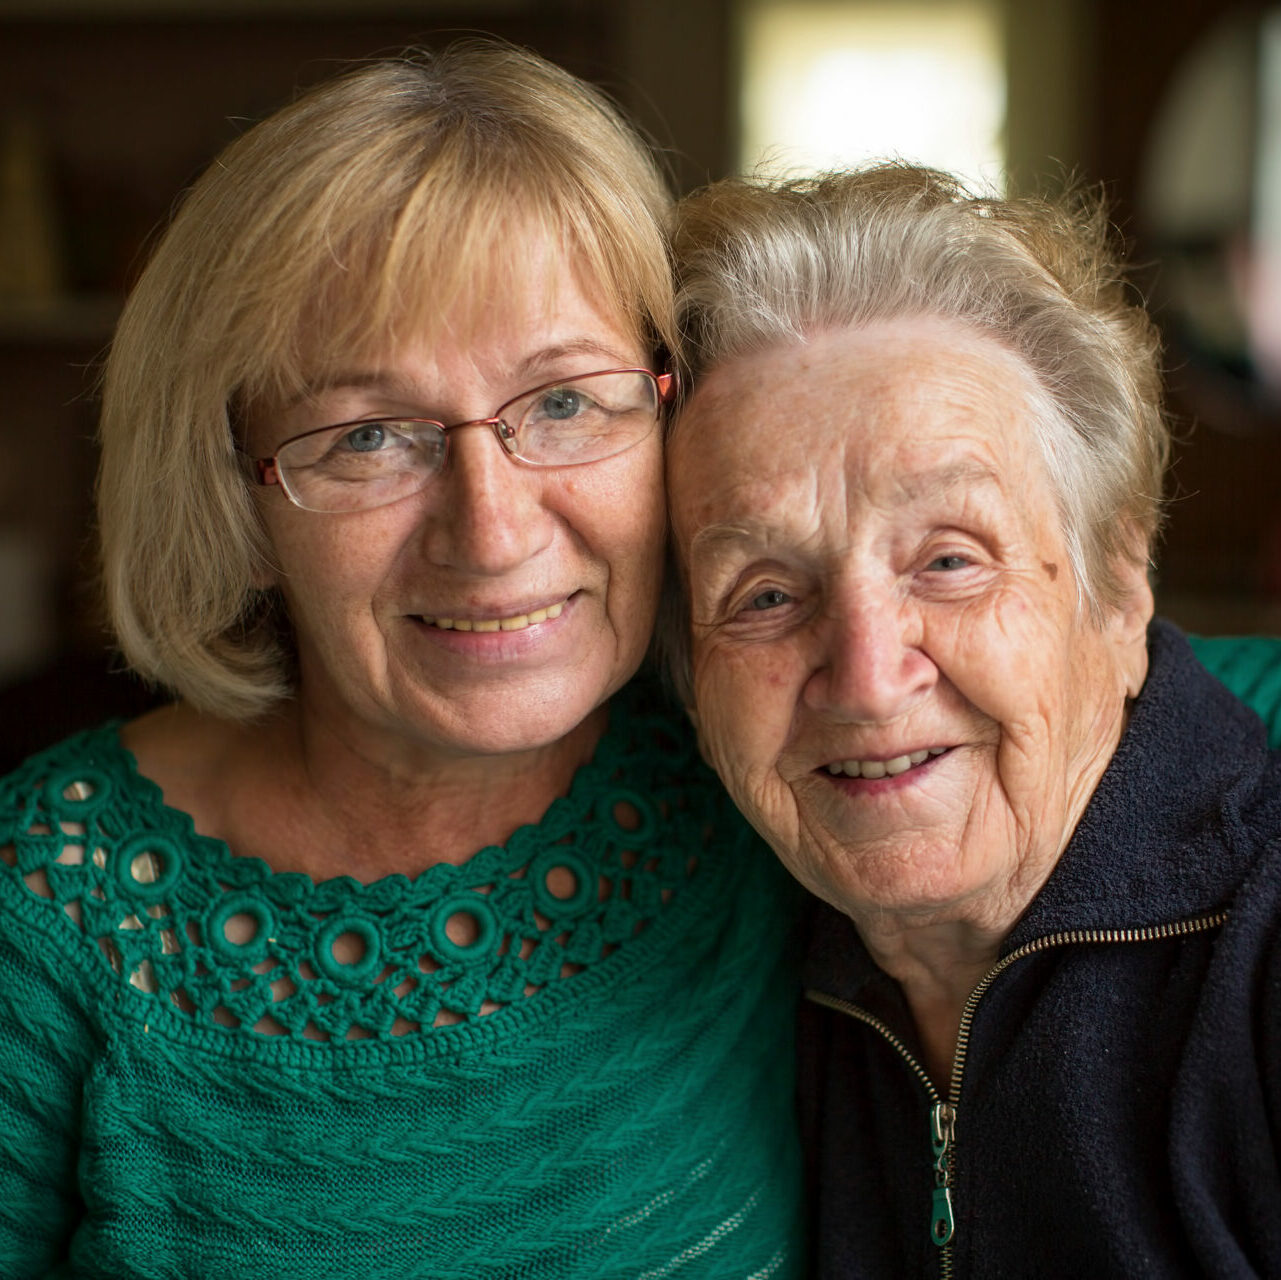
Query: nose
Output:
[[421, 423, 554, 574], [802, 589, 936, 723]]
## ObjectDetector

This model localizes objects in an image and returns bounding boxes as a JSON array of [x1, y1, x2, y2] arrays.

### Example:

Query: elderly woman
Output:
[[666, 165, 1281, 1276], [0, 45, 804, 1277]]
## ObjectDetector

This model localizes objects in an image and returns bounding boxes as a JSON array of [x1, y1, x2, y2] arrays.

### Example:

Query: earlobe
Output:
[[1110, 553, 1155, 699]]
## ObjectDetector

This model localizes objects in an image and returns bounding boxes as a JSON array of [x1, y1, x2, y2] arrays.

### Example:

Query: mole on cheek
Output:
[[1041, 561, 1058, 581]]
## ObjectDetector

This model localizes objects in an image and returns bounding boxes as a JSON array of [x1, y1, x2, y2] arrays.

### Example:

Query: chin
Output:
[[421, 679, 612, 758], [811, 835, 989, 919]]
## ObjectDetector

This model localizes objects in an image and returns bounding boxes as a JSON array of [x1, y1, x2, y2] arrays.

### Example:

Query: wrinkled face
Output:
[[248, 235, 665, 763], [669, 318, 1151, 931]]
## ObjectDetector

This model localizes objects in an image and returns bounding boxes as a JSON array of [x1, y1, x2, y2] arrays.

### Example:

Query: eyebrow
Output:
[[892, 458, 1002, 501], [288, 338, 642, 410], [688, 519, 778, 559], [686, 458, 1003, 557]]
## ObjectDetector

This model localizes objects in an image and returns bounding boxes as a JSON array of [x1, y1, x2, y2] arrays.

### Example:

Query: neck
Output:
[[853, 910, 1008, 1092], [125, 697, 608, 884]]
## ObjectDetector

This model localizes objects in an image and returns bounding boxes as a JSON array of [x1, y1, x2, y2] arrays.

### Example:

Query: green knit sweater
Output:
[[0, 684, 804, 1279], [1188, 632, 1281, 748]]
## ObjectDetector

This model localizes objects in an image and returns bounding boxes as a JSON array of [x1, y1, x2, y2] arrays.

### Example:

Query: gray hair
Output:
[[662, 164, 1168, 703]]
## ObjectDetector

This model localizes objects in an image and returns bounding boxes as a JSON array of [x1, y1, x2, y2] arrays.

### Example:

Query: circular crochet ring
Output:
[[314, 914, 383, 985], [528, 848, 596, 918], [206, 894, 276, 964], [596, 787, 659, 846], [429, 895, 500, 964], [114, 831, 184, 901], [44, 767, 113, 820]]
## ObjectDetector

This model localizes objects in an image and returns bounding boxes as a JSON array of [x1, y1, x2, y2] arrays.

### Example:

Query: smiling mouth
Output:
[[417, 600, 566, 633], [824, 747, 948, 780]]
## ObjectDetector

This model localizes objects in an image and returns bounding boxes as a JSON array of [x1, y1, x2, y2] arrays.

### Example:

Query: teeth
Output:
[[827, 748, 947, 779], [423, 601, 565, 633]]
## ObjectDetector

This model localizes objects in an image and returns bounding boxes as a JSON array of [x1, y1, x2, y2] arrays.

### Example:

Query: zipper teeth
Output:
[[806, 909, 1228, 1277], [947, 911, 1228, 1103], [805, 990, 942, 1103]]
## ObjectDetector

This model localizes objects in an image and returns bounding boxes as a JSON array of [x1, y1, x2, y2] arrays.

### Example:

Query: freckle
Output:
[[1042, 561, 1058, 581]]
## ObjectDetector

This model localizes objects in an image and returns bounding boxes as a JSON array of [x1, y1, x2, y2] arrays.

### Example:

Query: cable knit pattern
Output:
[[0, 683, 804, 1279]]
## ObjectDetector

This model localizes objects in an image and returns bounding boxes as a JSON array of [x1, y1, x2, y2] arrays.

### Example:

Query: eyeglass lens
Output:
[[276, 369, 661, 513]]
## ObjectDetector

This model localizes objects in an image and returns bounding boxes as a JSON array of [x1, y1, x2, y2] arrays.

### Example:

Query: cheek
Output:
[[569, 448, 665, 576], [932, 575, 1080, 723], [264, 509, 404, 621], [691, 640, 800, 778]]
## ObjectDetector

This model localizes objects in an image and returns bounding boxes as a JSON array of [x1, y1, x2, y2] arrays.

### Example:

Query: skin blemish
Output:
[[1041, 561, 1058, 581]]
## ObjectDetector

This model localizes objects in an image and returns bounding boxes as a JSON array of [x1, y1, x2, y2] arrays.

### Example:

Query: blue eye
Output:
[[748, 589, 792, 610], [927, 555, 970, 571], [343, 423, 389, 452], [538, 388, 585, 420]]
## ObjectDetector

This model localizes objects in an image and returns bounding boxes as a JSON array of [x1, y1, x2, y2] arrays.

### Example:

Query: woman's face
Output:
[[248, 236, 665, 765], [668, 317, 1152, 931]]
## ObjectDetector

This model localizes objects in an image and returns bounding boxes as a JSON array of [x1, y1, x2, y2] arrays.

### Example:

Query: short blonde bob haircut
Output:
[[667, 164, 1168, 690], [99, 40, 675, 721]]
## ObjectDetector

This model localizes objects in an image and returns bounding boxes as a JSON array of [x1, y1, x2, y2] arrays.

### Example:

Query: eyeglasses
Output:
[[252, 367, 675, 514]]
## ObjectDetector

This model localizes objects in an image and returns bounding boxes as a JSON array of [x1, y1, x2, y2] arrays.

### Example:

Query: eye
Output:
[[536, 387, 589, 420], [341, 422, 391, 453], [925, 554, 971, 572], [747, 588, 793, 611]]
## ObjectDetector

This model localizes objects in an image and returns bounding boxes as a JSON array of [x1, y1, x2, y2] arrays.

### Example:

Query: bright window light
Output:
[[739, 0, 1006, 191]]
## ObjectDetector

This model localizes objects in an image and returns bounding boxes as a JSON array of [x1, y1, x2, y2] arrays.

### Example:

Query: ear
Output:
[[1106, 542, 1155, 700]]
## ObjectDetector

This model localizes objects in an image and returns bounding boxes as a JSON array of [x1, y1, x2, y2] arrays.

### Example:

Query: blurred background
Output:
[[0, 0, 1279, 765]]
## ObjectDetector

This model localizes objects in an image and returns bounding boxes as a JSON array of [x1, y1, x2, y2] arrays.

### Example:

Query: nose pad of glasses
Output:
[[493, 419, 522, 455]]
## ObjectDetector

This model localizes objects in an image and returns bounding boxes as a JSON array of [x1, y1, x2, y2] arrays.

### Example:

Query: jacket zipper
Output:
[[806, 910, 1227, 1277]]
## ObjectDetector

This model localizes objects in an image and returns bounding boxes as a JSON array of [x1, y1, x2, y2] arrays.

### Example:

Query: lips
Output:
[[824, 747, 948, 779]]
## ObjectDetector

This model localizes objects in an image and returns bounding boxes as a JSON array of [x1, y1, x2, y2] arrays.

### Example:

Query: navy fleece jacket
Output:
[[799, 620, 1281, 1278]]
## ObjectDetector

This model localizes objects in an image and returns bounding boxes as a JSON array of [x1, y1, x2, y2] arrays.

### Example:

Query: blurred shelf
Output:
[[0, 0, 533, 16], [1157, 590, 1281, 637], [0, 295, 120, 346]]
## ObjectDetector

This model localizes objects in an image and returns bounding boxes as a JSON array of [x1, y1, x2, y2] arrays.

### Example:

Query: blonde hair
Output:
[[99, 40, 675, 720], [663, 165, 1169, 702]]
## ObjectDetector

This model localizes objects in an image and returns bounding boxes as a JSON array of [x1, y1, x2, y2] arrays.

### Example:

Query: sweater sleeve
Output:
[[0, 915, 95, 1278], [1188, 634, 1281, 749]]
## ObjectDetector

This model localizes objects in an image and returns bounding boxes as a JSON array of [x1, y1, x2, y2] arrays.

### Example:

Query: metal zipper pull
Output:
[[930, 1102, 956, 1247]]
